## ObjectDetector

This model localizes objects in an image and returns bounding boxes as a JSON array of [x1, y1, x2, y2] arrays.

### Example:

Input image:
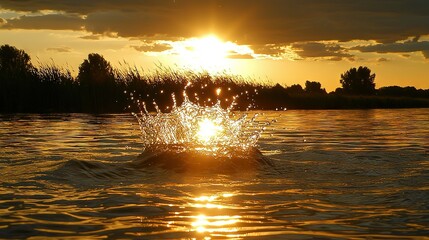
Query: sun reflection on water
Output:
[[191, 214, 240, 233], [188, 193, 240, 235]]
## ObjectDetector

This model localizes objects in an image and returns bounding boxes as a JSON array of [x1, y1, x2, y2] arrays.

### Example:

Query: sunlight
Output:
[[191, 214, 240, 233], [197, 118, 223, 144], [190, 35, 228, 63], [143, 34, 257, 74], [172, 35, 251, 73]]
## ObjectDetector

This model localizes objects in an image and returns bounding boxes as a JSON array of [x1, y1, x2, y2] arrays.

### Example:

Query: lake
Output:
[[0, 109, 428, 239]]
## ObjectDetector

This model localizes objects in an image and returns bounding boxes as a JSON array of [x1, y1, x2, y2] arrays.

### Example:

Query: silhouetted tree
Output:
[[254, 83, 288, 109], [340, 66, 376, 95], [0, 45, 37, 111], [377, 86, 429, 98], [333, 87, 344, 95], [285, 84, 305, 95], [78, 53, 115, 86], [77, 53, 121, 112], [0, 44, 33, 74], [305, 80, 326, 94]]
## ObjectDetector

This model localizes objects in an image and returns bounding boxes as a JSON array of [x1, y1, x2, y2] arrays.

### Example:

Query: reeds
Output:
[[1, 51, 428, 113]]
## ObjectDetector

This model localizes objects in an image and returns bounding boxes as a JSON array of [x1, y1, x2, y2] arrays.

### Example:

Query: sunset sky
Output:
[[1, 0, 428, 91]]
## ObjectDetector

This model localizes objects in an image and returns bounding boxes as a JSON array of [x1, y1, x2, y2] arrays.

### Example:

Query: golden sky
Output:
[[1, 0, 429, 91]]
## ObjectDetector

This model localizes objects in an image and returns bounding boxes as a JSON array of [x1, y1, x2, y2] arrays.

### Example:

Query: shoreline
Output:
[[1, 96, 428, 114]]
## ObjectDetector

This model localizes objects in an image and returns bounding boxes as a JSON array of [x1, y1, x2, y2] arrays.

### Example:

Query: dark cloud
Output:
[[292, 42, 353, 60], [47, 47, 72, 52], [378, 57, 389, 62], [1, 0, 429, 48], [0, 0, 156, 14], [252, 44, 285, 57], [131, 42, 172, 52], [79, 32, 119, 40], [2, 14, 83, 30], [352, 40, 429, 58], [327, 56, 344, 61]]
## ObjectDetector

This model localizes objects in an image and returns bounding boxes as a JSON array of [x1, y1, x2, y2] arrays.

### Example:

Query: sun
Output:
[[175, 35, 232, 73], [189, 35, 228, 62]]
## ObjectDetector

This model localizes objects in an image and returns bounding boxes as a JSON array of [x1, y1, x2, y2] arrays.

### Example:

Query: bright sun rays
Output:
[[167, 35, 254, 73], [177, 35, 233, 72], [187, 35, 229, 64]]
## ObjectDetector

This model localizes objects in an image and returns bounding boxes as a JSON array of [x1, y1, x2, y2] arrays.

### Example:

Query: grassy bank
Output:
[[1, 64, 429, 113], [1, 45, 428, 113]]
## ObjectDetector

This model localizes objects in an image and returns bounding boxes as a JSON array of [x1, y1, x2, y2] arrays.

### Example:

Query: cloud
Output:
[[227, 53, 254, 59], [1, 0, 429, 47], [292, 42, 354, 60], [2, 14, 83, 30], [80, 34, 101, 40], [378, 57, 389, 62], [47, 46, 72, 52], [352, 40, 429, 58], [131, 42, 172, 52], [252, 44, 285, 56], [0, 17, 6, 26]]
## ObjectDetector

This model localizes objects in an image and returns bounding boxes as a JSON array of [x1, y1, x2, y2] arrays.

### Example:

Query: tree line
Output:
[[0, 44, 428, 113]]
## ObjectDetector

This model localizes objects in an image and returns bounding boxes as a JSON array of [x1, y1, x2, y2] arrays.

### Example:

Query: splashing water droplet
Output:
[[216, 88, 221, 96], [134, 91, 266, 156]]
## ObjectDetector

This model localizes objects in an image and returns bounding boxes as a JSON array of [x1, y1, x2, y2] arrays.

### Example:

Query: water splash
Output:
[[133, 88, 266, 157]]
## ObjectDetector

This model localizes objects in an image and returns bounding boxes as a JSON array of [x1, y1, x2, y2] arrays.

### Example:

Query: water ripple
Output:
[[0, 110, 428, 238]]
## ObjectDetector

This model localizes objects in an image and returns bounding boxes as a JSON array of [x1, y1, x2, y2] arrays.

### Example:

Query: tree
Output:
[[305, 80, 326, 94], [340, 66, 376, 95], [285, 84, 305, 95], [0, 44, 33, 75], [0, 45, 36, 112], [77, 53, 115, 87], [77, 53, 119, 112]]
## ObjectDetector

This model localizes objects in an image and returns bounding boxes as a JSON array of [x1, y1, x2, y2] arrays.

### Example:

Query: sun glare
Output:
[[191, 214, 239, 233], [191, 35, 229, 61], [197, 118, 223, 144], [174, 35, 236, 73]]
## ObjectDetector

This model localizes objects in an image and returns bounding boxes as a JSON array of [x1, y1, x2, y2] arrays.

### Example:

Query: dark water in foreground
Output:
[[1, 109, 428, 239]]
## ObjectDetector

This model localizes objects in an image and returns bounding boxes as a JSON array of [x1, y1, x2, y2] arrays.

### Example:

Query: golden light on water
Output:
[[189, 193, 240, 234], [191, 214, 240, 233], [197, 118, 224, 144]]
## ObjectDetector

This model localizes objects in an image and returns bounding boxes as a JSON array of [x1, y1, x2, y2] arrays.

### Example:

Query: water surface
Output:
[[1, 109, 428, 239]]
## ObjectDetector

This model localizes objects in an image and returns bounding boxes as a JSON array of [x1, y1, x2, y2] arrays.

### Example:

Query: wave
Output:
[[44, 146, 272, 185], [130, 146, 273, 173]]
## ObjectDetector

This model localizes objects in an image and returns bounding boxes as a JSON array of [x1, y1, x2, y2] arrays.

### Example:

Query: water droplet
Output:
[[216, 88, 221, 96], [132, 91, 268, 156]]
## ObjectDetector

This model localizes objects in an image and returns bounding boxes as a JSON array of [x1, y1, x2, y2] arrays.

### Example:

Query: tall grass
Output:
[[1, 58, 428, 113]]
